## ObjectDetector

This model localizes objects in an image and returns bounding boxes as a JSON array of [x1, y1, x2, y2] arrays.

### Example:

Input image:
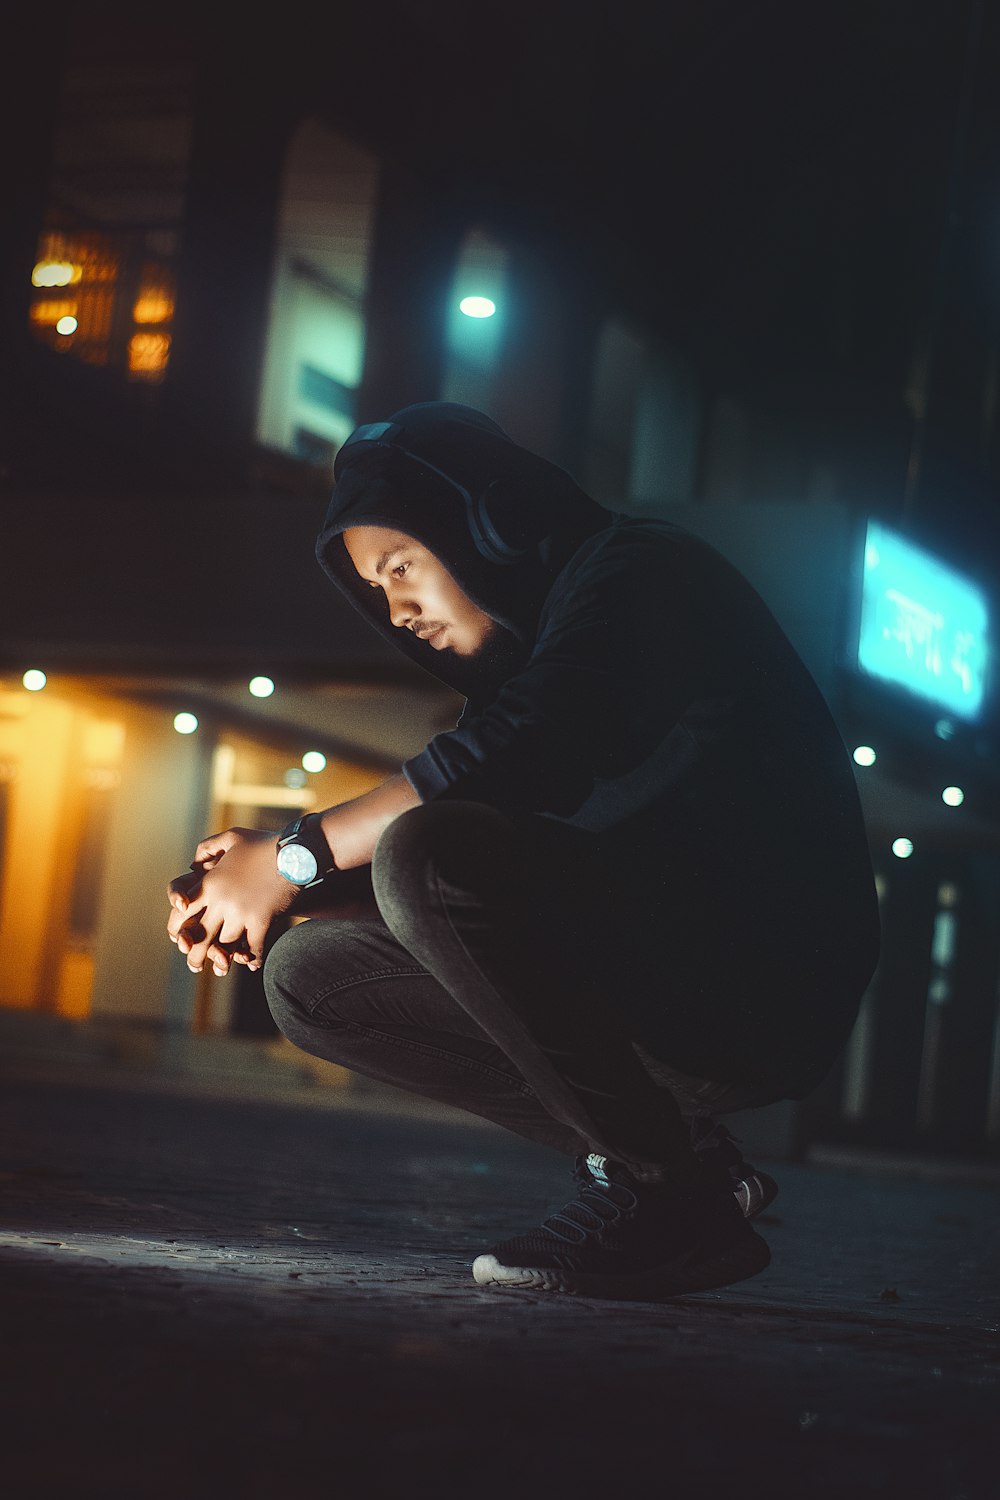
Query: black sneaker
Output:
[[471, 1153, 771, 1299], [688, 1117, 779, 1219]]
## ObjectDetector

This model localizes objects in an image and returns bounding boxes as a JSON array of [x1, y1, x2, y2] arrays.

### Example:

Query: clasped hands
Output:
[[166, 827, 298, 978]]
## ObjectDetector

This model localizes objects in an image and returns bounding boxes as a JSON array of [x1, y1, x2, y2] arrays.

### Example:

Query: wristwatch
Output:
[[275, 813, 337, 888]]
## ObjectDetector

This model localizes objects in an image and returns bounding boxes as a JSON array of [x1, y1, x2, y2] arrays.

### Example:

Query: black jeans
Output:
[[263, 801, 779, 1178]]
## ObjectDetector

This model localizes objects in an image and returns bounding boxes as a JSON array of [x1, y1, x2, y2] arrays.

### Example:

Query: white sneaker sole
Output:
[[472, 1231, 770, 1299]]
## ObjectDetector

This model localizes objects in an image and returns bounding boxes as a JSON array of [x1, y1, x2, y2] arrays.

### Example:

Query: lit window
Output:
[[31, 299, 78, 326], [133, 288, 175, 324], [256, 120, 378, 464], [128, 333, 171, 380], [27, 34, 192, 382]]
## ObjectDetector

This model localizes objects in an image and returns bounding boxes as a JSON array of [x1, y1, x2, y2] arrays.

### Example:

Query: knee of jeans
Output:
[[372, 800, 509, 929], [262, 923, 321, 1033]]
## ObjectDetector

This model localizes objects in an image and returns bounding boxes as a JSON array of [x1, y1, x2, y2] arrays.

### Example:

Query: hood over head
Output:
[[315, 402, 615, 700]]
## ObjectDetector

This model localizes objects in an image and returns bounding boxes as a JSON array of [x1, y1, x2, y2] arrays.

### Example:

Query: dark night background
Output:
[[2, 0, 1000, 577]]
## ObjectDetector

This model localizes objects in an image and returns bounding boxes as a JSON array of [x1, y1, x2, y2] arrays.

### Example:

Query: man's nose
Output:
[[388, 595, 414, 629]]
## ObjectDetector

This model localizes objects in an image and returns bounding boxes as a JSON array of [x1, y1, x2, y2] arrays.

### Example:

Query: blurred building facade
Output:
[[1, 5, 998, 1160]]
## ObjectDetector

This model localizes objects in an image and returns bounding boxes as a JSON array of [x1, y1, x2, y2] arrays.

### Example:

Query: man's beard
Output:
[[447, 618, 528, 701]]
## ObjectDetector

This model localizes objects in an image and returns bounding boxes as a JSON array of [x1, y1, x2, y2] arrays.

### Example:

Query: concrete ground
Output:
[[1, 1066, 998, 1500]]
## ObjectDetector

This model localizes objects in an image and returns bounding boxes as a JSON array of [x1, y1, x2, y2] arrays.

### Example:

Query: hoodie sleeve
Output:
[[402, 528, 711, 815]]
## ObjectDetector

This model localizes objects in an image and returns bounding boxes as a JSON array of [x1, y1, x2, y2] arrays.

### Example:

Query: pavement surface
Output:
[[1, 1069, 998, 1500]]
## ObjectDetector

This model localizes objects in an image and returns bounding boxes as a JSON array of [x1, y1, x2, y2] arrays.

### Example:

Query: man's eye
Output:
[[392, 562, 409, 578]]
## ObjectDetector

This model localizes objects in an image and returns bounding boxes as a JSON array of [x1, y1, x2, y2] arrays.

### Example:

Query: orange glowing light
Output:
[[133, 289, 175, 324], [128, 331, 171, 377], [30, 299, 78, 325]]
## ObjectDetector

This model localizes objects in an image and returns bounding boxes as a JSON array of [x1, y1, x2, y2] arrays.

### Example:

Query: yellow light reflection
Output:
[[128, 332, 171, 378], [30, 300, 77, 325], [133, 288, 175, 324]]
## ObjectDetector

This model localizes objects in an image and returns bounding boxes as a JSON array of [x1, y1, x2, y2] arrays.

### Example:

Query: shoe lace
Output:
[[540, 1166, 639, 1246]]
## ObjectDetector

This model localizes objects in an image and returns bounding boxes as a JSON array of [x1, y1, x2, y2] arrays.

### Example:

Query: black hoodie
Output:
[[316, 402, 880, 1089]]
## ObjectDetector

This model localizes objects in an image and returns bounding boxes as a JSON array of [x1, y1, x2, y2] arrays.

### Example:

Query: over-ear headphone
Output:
[[333, 419, 537, 566]]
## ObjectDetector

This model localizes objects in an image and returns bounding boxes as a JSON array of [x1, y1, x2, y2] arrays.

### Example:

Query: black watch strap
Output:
[[275, 812, 338, 888]]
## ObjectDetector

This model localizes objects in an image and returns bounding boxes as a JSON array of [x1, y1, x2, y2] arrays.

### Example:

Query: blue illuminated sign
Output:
[[857, 521, 990, 720]]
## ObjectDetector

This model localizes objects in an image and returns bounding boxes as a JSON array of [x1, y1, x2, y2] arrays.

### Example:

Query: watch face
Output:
[[277, 842, 319, 885]]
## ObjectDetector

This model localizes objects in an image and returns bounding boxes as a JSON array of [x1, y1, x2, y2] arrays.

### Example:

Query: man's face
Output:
[[343, 525, 496, 658]]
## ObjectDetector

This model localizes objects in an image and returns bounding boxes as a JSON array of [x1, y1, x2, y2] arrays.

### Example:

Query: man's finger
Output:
[[207, 941, 232, 977], [175, 916, 207, 956], [245, 919, 270, 966], [185, 926, 220, 973], [194, 831, 238, 864], [167, 873, 198, 906], [168, 904, 205, 944], [218, 919, 248, 949]]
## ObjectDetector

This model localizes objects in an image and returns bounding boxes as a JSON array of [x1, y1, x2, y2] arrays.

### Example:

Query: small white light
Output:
[[55, 315, 78, 336], [284, 767, 308, 790], [942, 786, 965, 807], [22, 668, 47, 691], [459, 295, 496, 318], [249, 676, 275, 698], [934, 718, 956, 741], [173, 712, 198, 735], [853, 745, 877, 767], [302, 751, 327, 774], [892, 837, 914, 859]]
